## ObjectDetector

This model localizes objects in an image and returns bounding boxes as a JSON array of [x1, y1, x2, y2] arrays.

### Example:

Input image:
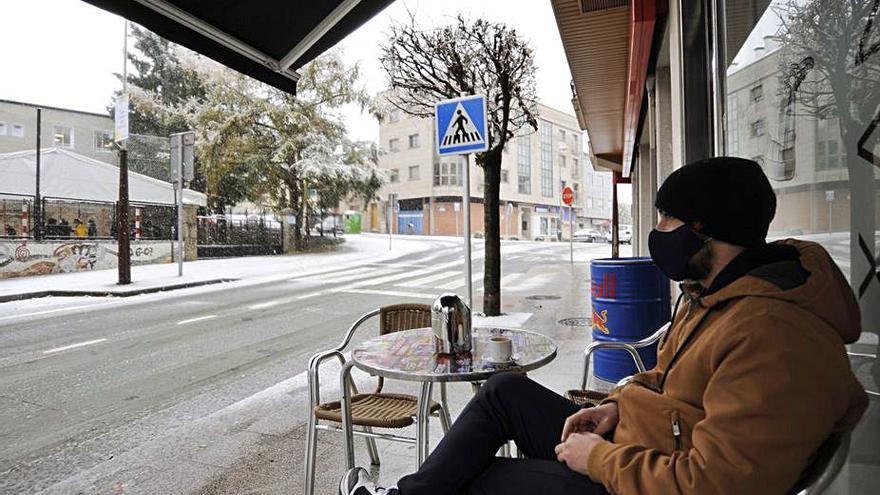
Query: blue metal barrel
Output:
[[590, 257, 670, 382]]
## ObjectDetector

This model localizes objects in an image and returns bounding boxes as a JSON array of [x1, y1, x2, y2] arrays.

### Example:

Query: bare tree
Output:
[[775, 0, 880, 313], [380, 15, 538, 315]]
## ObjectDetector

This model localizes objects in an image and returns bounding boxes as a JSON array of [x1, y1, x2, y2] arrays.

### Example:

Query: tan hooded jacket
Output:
[[586, 239, 868, 495]]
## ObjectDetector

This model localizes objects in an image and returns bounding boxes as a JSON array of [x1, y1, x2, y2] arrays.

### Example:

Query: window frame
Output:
[[53, 124, 74, 148]]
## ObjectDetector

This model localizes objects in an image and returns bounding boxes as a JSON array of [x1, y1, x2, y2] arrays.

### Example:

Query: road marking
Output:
[[438, 278, 465, 289], [500, 273, 522, 286], [289, 266, 376, 282], [43, 338, 108, 354], [249, 301, 281, 310], [316, 268, 398, 284], [396, 271, 460, 287], [340, 289, 436, 299], [177, 314, 218, 325]]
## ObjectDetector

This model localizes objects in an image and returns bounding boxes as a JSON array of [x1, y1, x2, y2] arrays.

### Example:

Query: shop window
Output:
[[12, 124, 24, 137]]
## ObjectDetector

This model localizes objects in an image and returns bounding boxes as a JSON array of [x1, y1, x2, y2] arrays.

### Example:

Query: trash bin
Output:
[[589, 257, 670, 382], [344, 212, 361, 234]]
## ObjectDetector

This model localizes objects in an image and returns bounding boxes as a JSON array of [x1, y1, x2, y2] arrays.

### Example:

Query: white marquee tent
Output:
[[0, 148, 207, 206]]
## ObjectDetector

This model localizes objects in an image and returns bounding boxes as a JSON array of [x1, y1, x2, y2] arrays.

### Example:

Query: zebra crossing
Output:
[[282, 254, 535, 301]]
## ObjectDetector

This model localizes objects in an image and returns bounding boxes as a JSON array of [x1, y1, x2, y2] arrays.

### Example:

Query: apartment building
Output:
[[727, 42, 880, 238], [367, 102, 612, 240], [0, 100, 116, 165]]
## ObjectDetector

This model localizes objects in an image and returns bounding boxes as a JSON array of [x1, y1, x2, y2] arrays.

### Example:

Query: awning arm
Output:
[[132, 0, 300, 80], [279, 0, 363, 70]]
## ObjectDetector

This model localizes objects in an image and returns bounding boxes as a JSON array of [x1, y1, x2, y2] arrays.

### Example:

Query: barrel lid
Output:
[[590, 256, 655, 266]]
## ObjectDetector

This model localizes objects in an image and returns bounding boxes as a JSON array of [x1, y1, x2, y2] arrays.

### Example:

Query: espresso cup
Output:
[[488, 336, 513, 362]]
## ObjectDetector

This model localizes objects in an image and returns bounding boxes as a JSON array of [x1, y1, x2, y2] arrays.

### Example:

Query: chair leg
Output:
[[363, 427, 381, 466], [439, 382, 452, 433], [438, 406, 451, 433], [304, 417, 318, 495]]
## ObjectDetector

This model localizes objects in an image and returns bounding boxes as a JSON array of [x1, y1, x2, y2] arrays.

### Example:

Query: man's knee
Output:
[[481, 372, 530, 398]]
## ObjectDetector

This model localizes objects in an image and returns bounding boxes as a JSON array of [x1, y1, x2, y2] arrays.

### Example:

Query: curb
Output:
[[0, 278, 238, 303]]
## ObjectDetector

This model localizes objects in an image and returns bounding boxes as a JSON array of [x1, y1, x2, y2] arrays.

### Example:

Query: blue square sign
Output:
[[435, 95, 489, 155]]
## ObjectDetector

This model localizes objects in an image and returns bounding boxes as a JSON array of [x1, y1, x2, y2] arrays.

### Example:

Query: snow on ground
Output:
[[0, 234, 444, 299]]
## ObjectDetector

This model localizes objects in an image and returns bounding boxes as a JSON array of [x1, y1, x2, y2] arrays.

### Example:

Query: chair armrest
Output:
[[308, 350, 347, 408]]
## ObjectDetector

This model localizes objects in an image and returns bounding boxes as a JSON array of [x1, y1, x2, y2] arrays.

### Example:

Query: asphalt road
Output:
[[0, 237, 616, 493]]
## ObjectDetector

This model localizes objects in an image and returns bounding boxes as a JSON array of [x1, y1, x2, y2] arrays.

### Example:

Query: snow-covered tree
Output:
[[130, 48, 383, 250]]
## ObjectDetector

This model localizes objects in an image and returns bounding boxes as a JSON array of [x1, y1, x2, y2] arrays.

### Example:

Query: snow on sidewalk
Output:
[[0, 234, 447, 301]]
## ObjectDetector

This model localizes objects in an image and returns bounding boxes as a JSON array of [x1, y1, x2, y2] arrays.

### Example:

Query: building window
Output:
[[540, 217, 550, 235], [433, 160, 461, 186], [573, 158, 579, 178], [750, 119, 765, 137], [559, 155, 566, 168], [559, 129, 566, 143], [780, 146, 796, 180], [389, 108, 401, 122], [750, 84, 763, 102], [53, 125, 74, 148], [389, 138, 400, 152], [408, 133, 420, 149], [94, 130, 114, 152], [571, 134, 579, 154], [408, 165, 420, 181], [587, 197, 594, 209], [573, 183, 580, 201], [517, 128, 531, 194], [501, 169, 509, 183], [541, 121, 553, 197], [0, 122, 6, 136], [12, 124, 24, 137], [390, 168, 399, 183], [816, 117, 845, 171], [726, 94, 738, 155]]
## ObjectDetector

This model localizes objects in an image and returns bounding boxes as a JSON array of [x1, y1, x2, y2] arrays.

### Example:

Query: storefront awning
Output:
[[554, 0, 770, 176], [81, 0, 394, 95]]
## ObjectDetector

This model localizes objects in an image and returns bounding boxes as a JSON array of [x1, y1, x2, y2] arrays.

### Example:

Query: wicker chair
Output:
[[304, 304, 452, 495]]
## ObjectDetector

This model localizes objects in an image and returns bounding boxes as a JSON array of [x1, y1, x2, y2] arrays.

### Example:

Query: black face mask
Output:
[[648, 224, 707, 281]]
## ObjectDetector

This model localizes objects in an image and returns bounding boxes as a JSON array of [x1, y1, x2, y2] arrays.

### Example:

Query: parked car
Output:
[[603, 226, 633, 244], [573, 229, 603, 243]]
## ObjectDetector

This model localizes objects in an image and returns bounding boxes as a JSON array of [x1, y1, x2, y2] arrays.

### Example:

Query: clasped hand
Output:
[[554, 402, 619, 475]]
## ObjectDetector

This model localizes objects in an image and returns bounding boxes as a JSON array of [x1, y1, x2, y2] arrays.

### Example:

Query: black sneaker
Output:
[[338, 467, 399, 495]]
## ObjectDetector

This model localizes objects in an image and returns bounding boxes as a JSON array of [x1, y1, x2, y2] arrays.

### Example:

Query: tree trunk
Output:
[[482, 148, 503, 316]]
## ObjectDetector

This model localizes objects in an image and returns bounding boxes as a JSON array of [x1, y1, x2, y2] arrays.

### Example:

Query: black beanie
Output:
[[654, 157, 776, 247]]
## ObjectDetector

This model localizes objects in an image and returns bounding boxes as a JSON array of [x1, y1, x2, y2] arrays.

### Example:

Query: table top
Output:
[[351, 327, 557, 382]]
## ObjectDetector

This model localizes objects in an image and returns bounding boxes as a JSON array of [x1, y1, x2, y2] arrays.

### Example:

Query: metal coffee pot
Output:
[[431, 293, 472, 355]]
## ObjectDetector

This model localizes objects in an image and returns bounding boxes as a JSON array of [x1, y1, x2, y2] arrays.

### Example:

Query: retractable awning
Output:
[[81, 0, 395, 95]]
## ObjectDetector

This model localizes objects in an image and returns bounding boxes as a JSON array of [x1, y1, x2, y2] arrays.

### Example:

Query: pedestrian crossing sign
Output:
[[435, 94, 489, 155]]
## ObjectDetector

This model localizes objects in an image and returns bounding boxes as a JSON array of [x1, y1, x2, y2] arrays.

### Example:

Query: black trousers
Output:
[[397, 373, 610, 495]]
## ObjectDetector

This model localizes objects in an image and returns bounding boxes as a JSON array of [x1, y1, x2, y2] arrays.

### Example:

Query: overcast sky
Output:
[[0, 0, 578, 143]]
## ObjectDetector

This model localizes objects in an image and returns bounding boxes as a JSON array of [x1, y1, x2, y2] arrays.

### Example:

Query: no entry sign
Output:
[[562, 186, 575, 206]]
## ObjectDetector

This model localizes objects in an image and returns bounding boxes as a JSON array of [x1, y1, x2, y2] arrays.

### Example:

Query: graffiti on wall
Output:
[[0, 240, 174, 280]]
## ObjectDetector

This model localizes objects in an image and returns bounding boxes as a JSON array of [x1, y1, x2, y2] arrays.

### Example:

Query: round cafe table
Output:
[[340, 326, 557, 469]]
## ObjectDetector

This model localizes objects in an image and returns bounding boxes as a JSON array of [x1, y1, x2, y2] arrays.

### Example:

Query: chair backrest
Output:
[[788, 431, 851, 495], [379, 303, 432, 336]]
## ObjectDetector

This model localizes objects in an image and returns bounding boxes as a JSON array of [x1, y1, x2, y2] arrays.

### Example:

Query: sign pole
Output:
[[570, 205, 574, 265], [463, 155, 473, 309]]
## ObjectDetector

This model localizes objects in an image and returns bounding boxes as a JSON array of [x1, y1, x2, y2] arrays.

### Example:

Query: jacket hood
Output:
[[700, 239, 862, 343]]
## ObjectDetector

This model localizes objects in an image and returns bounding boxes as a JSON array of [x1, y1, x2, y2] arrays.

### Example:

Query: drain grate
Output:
[[525, 295, 561, 301], [558, 317, 592, 327]]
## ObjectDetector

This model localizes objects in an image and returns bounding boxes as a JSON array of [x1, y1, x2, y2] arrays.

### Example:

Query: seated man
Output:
[[340, 157, 868, 495]]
